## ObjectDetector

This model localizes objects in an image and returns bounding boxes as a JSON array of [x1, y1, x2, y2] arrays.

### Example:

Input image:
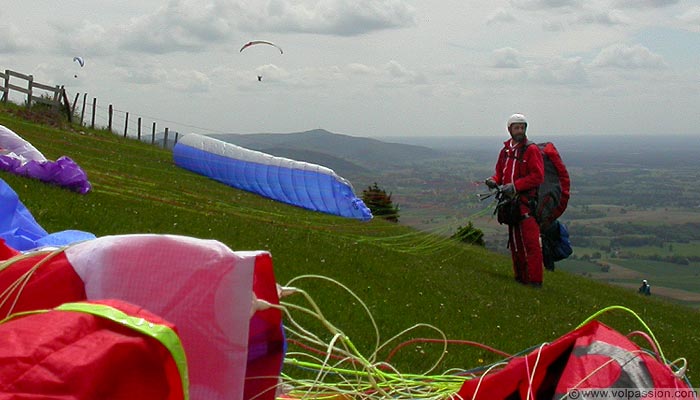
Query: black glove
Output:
[[500, 183, 516, 197], [485, 178, 497, 189]]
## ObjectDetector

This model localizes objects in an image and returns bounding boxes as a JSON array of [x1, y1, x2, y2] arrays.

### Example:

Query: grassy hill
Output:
[[1, 106, 698, 386]]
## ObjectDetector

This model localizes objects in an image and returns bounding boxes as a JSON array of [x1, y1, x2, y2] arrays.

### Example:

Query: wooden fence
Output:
[[1, 69, 180, 149], [0, 69, 67, 112]]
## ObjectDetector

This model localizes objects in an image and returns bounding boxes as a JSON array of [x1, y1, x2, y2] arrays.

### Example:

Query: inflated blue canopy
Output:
[[0, 178, 95, 251], [173, 133, 372, 221]]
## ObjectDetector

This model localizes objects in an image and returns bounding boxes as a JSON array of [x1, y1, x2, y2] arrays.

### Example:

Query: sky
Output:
[[1, 0, 699, 138]]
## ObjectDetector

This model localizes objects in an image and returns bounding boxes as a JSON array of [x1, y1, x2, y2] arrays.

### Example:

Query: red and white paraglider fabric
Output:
[[0, 234, 285, 400], [0, 299, 187, 399], [457, 319, 691, 399]]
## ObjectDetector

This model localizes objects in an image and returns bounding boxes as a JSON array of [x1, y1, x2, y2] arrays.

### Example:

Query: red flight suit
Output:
[[491, 139, 545, 285]]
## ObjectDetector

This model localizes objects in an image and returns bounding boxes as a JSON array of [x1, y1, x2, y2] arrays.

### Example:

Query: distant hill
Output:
[[208, 129, 444, 173]]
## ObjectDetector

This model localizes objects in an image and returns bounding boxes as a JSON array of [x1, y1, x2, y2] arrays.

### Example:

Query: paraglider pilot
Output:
[[639, 279, 651, 296], [485, 114, 544, 287]]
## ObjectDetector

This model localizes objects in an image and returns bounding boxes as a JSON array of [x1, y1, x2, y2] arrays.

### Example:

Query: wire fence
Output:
[[72, 93, 187, 150], [1, 68, 228, 151]]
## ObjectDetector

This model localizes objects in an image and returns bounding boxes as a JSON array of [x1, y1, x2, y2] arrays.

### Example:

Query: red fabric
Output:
[[509, 216, 543, 284], [244, 253, 286, 400], [457, 321, 690, 399], [0, 252, 86, 317], [0, 299, 184, 400], [0, 239, 20, 261], [542, 142, 570, 222]]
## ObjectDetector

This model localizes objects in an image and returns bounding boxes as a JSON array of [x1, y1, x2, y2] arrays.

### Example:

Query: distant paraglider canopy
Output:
[[240, 40, 283, 54], [73, 56, 84, 78]]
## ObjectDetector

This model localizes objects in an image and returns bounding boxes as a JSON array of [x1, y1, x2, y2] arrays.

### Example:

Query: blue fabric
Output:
[[0, 178, 96, 251], [173, 142, 372, 221], [552, 220, 573, 261]]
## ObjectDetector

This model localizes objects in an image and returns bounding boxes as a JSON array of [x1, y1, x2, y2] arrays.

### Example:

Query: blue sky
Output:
[[1, 0, 698, 138]]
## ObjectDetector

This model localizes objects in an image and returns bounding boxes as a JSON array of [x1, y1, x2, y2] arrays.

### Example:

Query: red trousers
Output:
[[508, 216, 543, 284]]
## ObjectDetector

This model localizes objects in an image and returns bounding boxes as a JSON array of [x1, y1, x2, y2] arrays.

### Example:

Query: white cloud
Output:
[[119, 0, 236, 53], [0, 24, 29, 53], [238, 0, 416, 36], [530, 56, 588, 84], [591, 44, 668, 69], [346, 63, 379, 76], [54, 20, 112, 56], [542, 19, 566, 31], [113, 63, 211, 92], [486, 8, 516, 24], [509, 0, 579, 10], [382, 60, 427, 85], [678, 7, 700, 32], [614, 0, 680, 8], [491, 47, 522, 69], [573, 10, 630, 26]]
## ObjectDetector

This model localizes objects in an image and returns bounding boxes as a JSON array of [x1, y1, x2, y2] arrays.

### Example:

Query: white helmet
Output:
[[507, 113, 527, 129]]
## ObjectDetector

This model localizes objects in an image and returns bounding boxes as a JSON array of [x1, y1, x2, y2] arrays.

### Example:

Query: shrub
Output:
[[362, 182, 400, 222], [451, 221, 485, 246]]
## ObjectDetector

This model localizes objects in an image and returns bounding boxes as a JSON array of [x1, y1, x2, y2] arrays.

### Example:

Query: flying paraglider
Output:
[[240, 40, 283, 54], [240, 41, 283, 82], [73, 56, 84, 78]]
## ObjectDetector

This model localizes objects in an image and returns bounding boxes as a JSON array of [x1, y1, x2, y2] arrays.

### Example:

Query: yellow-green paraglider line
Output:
[[276, 274, 688, 399]]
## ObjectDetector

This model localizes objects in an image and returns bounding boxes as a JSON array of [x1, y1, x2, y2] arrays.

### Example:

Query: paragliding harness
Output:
[[493, 188, 530, 226]]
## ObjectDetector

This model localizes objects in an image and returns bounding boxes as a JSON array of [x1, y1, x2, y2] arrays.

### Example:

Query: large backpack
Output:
[[529, 141, 572, 269], [531, 141, 570, 231]]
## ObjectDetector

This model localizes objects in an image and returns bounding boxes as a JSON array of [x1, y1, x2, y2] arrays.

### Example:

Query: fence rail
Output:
[[1, 68, 184, 150], [1, 69, 65, 110]]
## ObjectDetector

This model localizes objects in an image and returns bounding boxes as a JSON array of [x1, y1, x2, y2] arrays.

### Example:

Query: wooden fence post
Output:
[[91, 97, 96, 129], [174, 131, 179, 145], [2, 70, 9, 103], [80, 93, 87, 126], [163, 127, 169, 149], [151, 122, 156, 145], [60, 86, 72, 122], [26, 75, 33, 108], [108, 104, 113, 132], [52, 85, 61, 109], [124, 112, 129, 138], [137, 117, 142, 141], [71, 92, 79, 115]]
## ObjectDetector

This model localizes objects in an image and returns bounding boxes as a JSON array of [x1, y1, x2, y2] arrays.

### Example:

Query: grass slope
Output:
[[1, 108, 698, 383]]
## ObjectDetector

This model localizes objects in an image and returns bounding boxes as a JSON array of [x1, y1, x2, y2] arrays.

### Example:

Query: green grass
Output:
[[1, 107, 699, 384]]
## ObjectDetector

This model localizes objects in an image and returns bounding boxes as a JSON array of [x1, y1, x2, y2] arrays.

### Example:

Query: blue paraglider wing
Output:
[[0, 178, 95, 251], [173, 134, 372, 221], [73, 56, 85, 67]]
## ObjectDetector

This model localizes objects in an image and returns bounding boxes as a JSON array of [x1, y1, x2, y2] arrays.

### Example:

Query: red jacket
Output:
[[491, 139, 544, 212]]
